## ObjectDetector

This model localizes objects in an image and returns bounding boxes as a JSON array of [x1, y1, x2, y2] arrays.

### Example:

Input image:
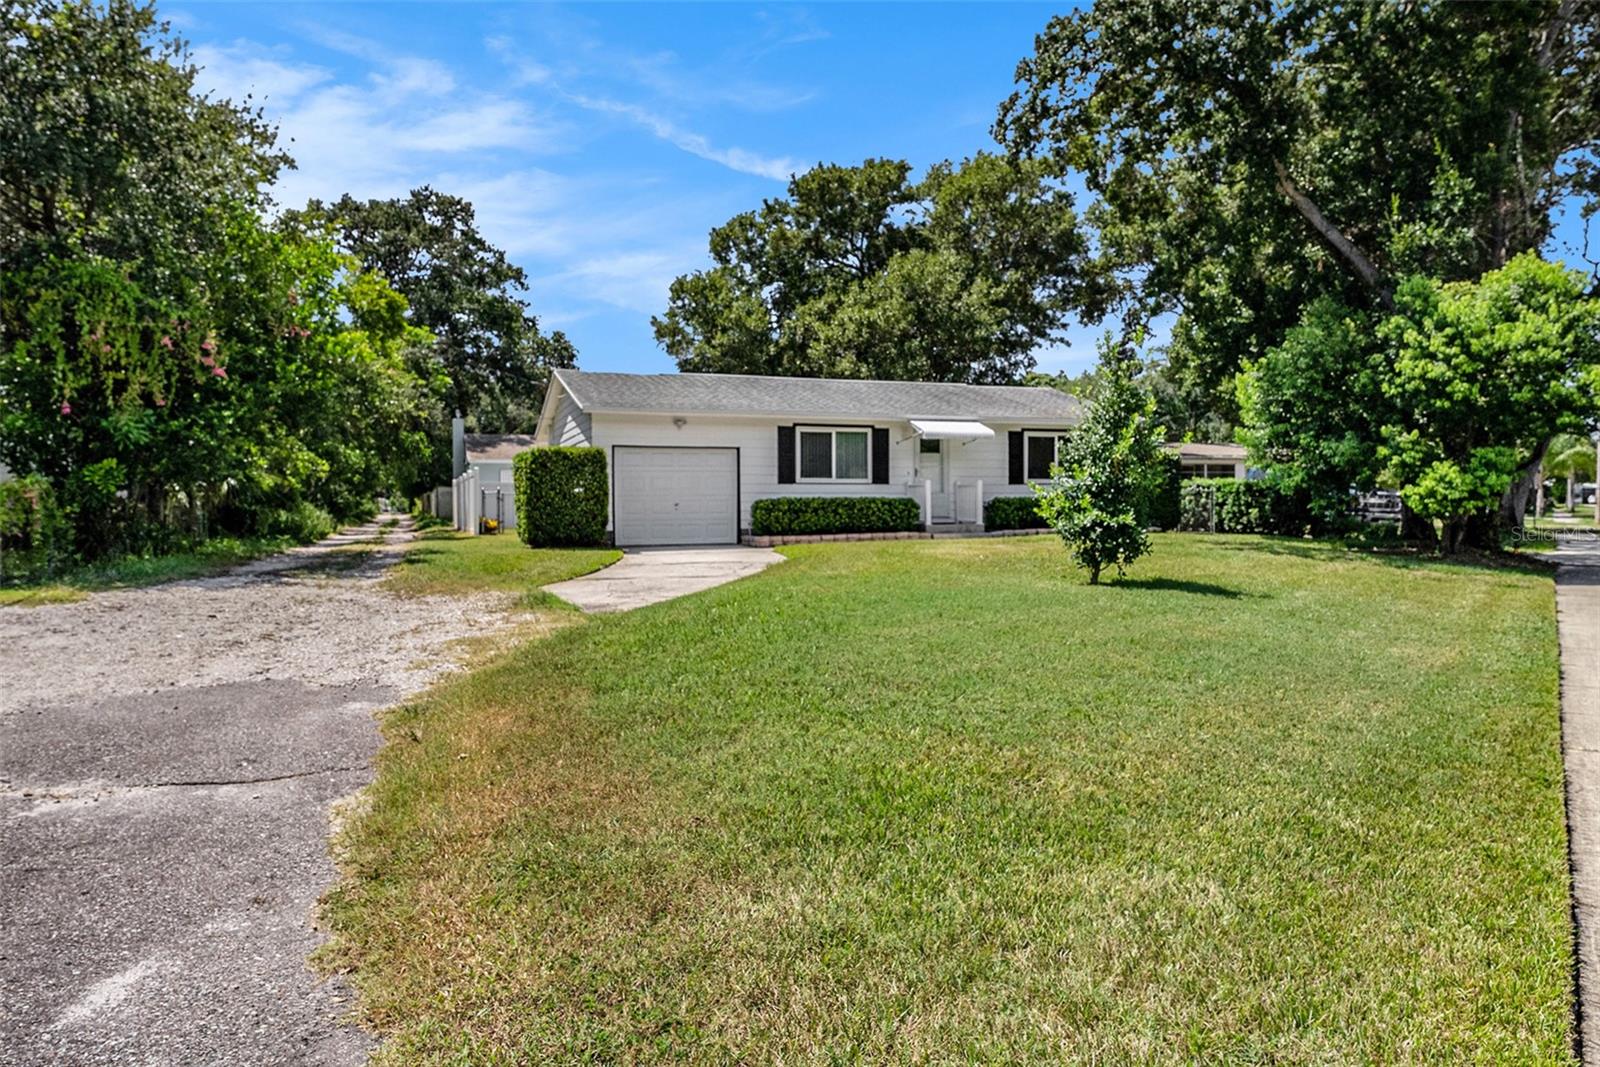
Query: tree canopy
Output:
[[997, 0, 1600, 420], [1239, 253, 1600, 549], [296, 188, 576, 431], [0, 1, 439, 563], [653, 155, 1110, 383]]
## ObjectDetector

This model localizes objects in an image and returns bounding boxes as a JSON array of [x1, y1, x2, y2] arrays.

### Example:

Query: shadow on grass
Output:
[[1113, 576, 1250, 599], [1200, 534, 1556, 578]]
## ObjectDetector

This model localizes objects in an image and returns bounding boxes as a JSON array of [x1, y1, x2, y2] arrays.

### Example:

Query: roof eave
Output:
[[581, 406, 1080, 424]]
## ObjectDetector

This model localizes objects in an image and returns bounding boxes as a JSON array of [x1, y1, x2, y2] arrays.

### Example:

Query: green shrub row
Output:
[[1146, 452, 1183, 531], [984, 495, 1048, 531], [1178, 478, 1312, 536], [0, 475, 70, 581], [515, 447, 609, 547], [751, 496, 921, 536]]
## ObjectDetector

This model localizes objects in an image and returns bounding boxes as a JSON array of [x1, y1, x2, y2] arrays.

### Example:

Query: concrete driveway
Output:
[[543, 546, 782, 613], [0, 517, 518, 1067]]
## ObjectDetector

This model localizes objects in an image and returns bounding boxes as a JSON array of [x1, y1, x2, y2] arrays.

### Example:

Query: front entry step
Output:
[[929, 522, 986, 537]]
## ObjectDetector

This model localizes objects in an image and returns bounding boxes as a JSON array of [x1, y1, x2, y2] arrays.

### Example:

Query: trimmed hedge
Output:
[[1146, 452, 1183, 531], [1178, 478, 1312, 536], [751, 496, 920, 536], [984, 495, 1048, 531], [515, 447, 609, 547]]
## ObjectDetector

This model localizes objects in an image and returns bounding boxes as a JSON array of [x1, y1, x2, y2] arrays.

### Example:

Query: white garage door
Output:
[[613, 447, 738, 547]]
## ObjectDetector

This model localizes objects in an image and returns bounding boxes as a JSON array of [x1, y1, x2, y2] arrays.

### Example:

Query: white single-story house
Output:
[[441, 423, 534, 529], [1167, 442, 1252, 480], [529, 369, 1083, 547]]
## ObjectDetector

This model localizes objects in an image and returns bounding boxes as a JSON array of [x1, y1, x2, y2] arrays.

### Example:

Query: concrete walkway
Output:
[[1555, 526, 1600, 1061], [544, 546, 782, 613]]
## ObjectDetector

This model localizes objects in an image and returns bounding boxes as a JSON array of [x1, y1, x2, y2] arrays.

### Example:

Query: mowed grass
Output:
[[382, 529, 620, 607], [324, 534, 1573, 1063]]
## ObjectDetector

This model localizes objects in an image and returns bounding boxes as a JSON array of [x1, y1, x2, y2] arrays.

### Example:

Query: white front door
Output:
[[612, 447, 738, 546], [915, 438, 952, 521]]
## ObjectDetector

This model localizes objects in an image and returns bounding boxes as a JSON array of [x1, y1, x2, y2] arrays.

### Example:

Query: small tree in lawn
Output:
[[1034, 336, 1166, 584]]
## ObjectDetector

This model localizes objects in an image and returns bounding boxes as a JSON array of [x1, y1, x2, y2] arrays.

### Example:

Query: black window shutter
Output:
[[777, 425, 796, 484], [871, 427, 890, 484], [1008, 431, 1025, 484]]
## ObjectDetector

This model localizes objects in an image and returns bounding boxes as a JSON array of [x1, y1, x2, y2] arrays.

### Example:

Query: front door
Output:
[[915, 437, 952, 521]]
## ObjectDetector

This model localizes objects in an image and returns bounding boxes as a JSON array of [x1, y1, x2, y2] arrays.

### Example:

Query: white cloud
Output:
[[183, 19, 783, 358], [189, 42, 331, 104], [485, 35, 553, 87], [565, 92, 798, 181], [541, 245, 704, 316], [187, 37, 565, 213], [294, 24, 456, 95]]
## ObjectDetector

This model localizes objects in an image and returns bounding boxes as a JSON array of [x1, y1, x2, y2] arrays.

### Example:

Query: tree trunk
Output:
[[1400, 500, 1437, 549], [1497, 438, 1551, 533], [1088, 562, 1101, 585], [1441, 519, 1467, 555], [1570, 473, 1577, 511], [1273, 161, 1394, 309]]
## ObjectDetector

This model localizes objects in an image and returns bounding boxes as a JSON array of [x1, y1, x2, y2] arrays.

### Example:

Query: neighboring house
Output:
[[531, 369, 1083, 547], [1167, 442, 1252, 480], [448, 419, 532, 529]]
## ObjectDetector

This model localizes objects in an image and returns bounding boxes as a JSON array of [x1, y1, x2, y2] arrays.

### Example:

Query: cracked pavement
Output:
[[0, 517, 516, 1066]]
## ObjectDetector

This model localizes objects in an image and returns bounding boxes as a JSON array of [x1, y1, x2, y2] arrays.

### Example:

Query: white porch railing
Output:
[[905, 479, 933, 527], [952, 479, 985, 527]]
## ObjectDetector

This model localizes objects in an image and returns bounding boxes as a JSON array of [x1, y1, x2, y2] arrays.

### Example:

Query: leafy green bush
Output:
[[0, 475, 70, 581], [984, 495, 1047, 530], [1179, 479, 1312, 536], [516, 447, 609, 547], [1145, 452, 1183, 530], [751, 496, 921, 536], [255, 501, 336, 542]]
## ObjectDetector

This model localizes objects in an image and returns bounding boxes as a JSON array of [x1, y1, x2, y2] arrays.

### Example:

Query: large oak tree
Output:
[[653, 155, 1111, 383], [997, 0, 1600, 418]]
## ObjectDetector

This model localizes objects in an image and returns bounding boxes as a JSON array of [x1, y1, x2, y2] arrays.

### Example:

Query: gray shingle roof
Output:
[[554, 369, 1082, 423], [465, 433, 537, 461], [1166, 442, 1248, 460]]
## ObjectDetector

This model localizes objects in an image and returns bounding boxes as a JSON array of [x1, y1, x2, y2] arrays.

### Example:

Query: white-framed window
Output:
[[798, 426, 872, 482], [1180, 462, 1239, 480], [1025, 432, 1070, 481]]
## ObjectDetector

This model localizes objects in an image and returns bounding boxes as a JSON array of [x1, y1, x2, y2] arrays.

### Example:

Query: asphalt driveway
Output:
[[542, 545, 782, 612], [0, 517, 514, 1067]]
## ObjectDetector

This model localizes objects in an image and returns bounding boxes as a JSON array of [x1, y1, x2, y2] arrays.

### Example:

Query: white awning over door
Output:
[[908, 419, 995, 440]]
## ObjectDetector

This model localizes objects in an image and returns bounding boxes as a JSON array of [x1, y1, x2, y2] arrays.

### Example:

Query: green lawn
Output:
[[0, 534, 308, 607], [382, 529, 620, 607], [324, 534, 1573, 1063]]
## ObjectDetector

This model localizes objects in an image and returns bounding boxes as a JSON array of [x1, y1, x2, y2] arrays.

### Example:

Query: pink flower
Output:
[[154, 396, 166, 407], [200, 354, 216, 368], [160, 335, 173, 349], [200, 339, 215, 353], [211, 366, 227, 378], [59, 401, 72, 416]]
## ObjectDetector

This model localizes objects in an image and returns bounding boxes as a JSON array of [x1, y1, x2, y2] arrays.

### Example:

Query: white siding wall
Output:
[[471, 460, 517, 528], [550, 391, 592, 446], [588, 413, 1053, 532]]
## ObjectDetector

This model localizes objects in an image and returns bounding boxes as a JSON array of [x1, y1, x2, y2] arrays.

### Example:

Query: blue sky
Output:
[[174, 2, 1596, 380], [173, 2, 1095, 375]]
